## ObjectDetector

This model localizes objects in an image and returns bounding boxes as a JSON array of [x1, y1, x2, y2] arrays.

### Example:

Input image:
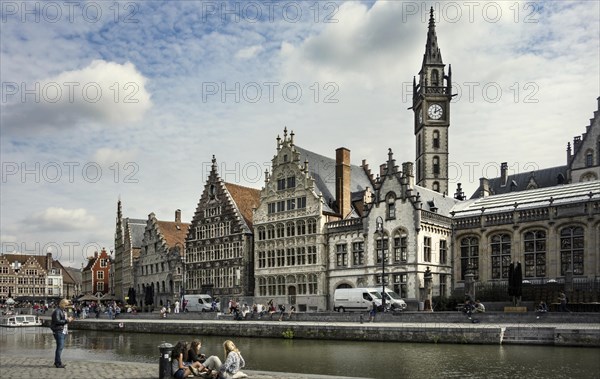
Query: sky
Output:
[[1, 1, 599, 268]]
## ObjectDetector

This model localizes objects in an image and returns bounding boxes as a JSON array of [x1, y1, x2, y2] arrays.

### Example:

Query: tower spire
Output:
[[423, 7, 443, 66]]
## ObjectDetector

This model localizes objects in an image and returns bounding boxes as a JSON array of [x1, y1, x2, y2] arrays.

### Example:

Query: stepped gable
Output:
[[224, 182, 261, 230]]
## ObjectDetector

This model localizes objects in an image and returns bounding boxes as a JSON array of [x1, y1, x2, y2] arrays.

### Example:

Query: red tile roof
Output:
[[224, 182, 261, 229]]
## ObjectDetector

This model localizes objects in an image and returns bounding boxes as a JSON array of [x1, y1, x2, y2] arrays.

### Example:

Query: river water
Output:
[[1, 327, 598, 378]]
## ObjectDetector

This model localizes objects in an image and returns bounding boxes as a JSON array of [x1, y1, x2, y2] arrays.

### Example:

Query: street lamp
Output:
[[376, 216, 385, 310]]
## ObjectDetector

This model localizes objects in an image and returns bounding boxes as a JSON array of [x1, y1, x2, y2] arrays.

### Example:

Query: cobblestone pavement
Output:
[[0, 354, 371, 379]]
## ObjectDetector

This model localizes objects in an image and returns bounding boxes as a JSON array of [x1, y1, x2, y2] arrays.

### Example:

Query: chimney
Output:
[[500, 162, 508, 186], [479, 178, 490, 197], [402, 162, 414, 187], [175, 209, 181, 223], [46, 251, 52, 271], [336, 147, 351, 218]]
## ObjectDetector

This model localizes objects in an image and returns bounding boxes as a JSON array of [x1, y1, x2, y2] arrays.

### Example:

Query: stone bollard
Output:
[[158, 342, 173, 379]]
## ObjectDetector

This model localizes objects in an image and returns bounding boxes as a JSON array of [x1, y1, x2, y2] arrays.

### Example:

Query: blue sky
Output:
[[1, 1, 599, 268]]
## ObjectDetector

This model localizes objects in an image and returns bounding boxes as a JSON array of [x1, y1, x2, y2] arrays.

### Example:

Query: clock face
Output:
[[428, 104, 443, 120]]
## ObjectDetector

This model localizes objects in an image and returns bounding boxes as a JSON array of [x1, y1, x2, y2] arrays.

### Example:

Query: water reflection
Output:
[[1, 328, 598, 378]]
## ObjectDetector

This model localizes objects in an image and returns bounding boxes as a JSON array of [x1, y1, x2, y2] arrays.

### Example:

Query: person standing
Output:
[[369, 301, 377, 322], [50, 298, 74, 368], [558, 291, 569, 312], [174, 300, 180, 314]]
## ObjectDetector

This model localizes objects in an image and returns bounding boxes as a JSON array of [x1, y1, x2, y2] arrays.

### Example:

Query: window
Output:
[[417, 159, 421, 182], [258, 278, 266, 296], [393, 273, 407, 298], [267, 225, 275, 239], [287, 176, 296, 189], [276, 223, 285, 238], [97, 271, 104, 280], [394, 233, 408, 262], [286, 222, 295, 237], [298, 275, 307, 294], [268, 277, 276, 295], [287, 199, 296, 211], [297, 196, 306, 209], [424, 237, 431, 262], [336, 244, 348, 267], [439, 240, 447, 264], [277, 276, 285, 295], [433, 156, 440, 175], [276, 249, 285, 267], [491, 234, 511, 279], [386, 193, 396, 219], [307, 246, 317, 264], [417, 135, 421, 156], [524, 230, 546, 277], [439, 274, 447, 297], [96, 282, 104, 291], [585, 150, 593, 167], [460, 237, 479, 280], [100, 259, 108, 268], [308, 274, 317, 294], [268, 203, 276, 214], [431, 69, 439, 86], [433, 130, 440, 148], [276, 201, 285, 212], [277, 178, 286, 191], [296, 220, 306, 235], [258, 251, 266, 268], [286, 248, 295, 266], [560, 226, 584, 275], [258, 227, 265, 241], [433, 181, 440, 192], [297, 247, 306, 265], [307, 219, 317, 234], [267, 250, 275, 267], [376, 235, 389, 264], [352, 241, 364, 266]]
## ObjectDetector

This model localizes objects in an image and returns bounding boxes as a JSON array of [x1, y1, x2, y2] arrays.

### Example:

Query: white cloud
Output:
[[2, 60, 152, 134], [30, 207, 97, 231], [236, 45, 264, 59]]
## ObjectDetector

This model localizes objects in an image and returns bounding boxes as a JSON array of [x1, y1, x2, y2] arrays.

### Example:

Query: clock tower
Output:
[[412, 7, 452, 194]]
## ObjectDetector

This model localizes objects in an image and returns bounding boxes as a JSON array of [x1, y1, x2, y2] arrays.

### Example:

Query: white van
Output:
[[333, 288, 382, 312], [183, 294, 215, 312], [367, 287, 407, 311]]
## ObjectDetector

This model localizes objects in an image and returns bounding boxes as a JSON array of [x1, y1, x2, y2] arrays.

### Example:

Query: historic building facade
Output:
[[185, 156, 260, 302], [327, 151, 457, 308], [113, 200, 146, 302], [0, 252, 76, 302], [81, 248, 111, 296]]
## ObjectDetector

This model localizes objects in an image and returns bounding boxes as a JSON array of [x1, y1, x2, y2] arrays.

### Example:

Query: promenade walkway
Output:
[[0, 354, 369, 379]]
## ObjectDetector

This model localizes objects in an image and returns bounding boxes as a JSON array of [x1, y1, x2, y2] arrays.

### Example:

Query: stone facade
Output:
[[135, 211, 189, 308], [413, 8, 452, 195], [185, 156, 260, 303], [452, 181, 600, 289], [327, 151, 457, 309], [568, 97, 600, 183], [113, 200, 145, 303]]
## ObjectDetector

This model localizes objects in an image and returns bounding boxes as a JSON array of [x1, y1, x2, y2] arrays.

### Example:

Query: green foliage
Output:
[[282, 328, 294, 339]]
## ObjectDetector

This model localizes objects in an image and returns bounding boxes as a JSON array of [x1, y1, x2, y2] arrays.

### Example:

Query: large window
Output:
[[393, 273, 407, 298], [336, 244, 348, 267], [433, 156, 440, 175], [460, 237, 479, 280], [424, 237, 431, 262], [524, 230, 546, 277], [439, 240, 447, 264], [560, 226, 584, 275], [352, 241, 364, 266], [491, 234, 511, 279], [308, 274, 317, 294], [376, 235, 389, 264], [393, 233, 407, 262]]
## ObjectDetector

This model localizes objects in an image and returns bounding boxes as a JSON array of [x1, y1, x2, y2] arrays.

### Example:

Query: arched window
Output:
[[257, 226, 265, 241], [286, 222, 295, 237], [258, 277, 267, 296], [433, 130, 440, 148], [267, 277, 276, 296], [491, 233, 511, 279], [431, 69, 439, 86], [386, 192, 396, 219], [297, 275, 307, 294], [277, 276, 286, 295], [307, 219, 317, 234], [460, 237, 479, 280], [296, 220, 306, 235], [433, 181, 440, 192], [560, 226, 584, 275], [267, 225, 275, 239], [524, 230, 546, 277], [276, 223, 285, 238], [433, 156, 440, 175]]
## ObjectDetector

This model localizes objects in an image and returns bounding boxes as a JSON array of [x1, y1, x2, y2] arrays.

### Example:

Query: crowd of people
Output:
[[171, 339, 247, 379], [222, 299, 295, 321]]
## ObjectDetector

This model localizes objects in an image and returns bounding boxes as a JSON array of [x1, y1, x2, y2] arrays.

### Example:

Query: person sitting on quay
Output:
[[288, 305, 296, 320], [171, 341, 206, 379], [536, 300, 548, 319], [278, 304, 286, 321], [218, 340, 247, 379], [462, 299, 475, 320], [474, 300, 485, 313], [188, 339, 222, 378]]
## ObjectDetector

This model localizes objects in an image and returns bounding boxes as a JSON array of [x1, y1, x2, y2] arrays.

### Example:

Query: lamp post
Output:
[[376, 216, 385, 310]]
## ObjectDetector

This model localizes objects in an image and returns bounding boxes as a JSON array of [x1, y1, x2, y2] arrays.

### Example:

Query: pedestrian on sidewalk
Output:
[[50, 298, 74, 368]]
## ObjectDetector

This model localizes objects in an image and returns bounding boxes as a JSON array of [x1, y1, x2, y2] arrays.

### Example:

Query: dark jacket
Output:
[[50, 308, 67, 333], [188, 349, 205, 364]]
